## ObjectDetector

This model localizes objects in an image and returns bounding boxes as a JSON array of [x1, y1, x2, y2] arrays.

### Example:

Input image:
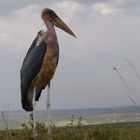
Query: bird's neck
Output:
[[45, 21, 58, 54], [45, 20, 57, 42], [45, 21, 55, 33]]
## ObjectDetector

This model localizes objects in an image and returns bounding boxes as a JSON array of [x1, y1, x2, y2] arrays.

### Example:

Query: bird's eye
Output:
[[48, 10, 54, 16], [41, 10, 48, 18]]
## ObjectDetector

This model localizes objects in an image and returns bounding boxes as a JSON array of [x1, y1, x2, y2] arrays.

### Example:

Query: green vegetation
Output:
[[0, 122, 140, 140]]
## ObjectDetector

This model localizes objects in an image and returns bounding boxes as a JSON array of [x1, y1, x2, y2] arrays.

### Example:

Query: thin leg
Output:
[[47, 83, 51, 135], [32, 88, 37, 137]]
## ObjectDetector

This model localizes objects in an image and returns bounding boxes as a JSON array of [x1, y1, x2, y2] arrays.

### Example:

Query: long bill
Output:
[[53, 15, 76, 38]]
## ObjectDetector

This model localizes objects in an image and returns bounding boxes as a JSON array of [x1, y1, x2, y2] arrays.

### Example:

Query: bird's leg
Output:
[[32, 87, 37, 137], [47, 83, 51, 135]]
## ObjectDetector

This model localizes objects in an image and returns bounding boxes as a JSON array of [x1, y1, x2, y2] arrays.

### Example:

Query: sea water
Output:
[[0, 106, 140, 129]]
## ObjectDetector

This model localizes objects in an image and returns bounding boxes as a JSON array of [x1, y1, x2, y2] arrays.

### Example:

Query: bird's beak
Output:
[[53, 15, 76, 38]]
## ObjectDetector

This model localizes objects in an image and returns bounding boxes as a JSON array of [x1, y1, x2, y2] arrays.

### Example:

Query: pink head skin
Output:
[[41, 8, 76, 38]]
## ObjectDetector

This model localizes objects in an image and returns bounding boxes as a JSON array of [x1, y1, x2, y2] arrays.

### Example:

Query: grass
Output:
[[0, 122, 140, 140]]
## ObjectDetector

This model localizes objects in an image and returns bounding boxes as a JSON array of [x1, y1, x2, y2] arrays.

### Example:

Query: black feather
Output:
[[20, 36, 47, 111]]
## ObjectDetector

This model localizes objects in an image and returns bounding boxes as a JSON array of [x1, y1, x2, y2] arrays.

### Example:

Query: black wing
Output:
[[20, 36, 47, 111]]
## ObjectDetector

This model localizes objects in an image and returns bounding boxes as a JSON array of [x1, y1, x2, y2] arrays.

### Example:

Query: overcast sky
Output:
[[0, 0, 140, 110]]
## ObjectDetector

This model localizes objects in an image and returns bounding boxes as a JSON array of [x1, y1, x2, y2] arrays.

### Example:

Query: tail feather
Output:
[[22, 99, 33, 111], [35, 89, 43, 101], [21, 88, 43, 111]]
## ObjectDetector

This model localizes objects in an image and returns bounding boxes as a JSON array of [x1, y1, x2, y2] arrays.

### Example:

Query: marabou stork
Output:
[[20, 8, 76, 135]]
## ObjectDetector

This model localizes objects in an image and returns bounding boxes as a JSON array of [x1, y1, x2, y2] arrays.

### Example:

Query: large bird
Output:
[[20, 8, 76, 135]]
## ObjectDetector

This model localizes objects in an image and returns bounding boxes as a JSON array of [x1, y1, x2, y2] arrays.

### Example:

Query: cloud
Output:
[[55, 1, 86, 21], [0, 1, 91, 59], [0, 4, 44, 50], [13, 4, 41, 18], [111, 0, 140, 9], [0, 0, 139, 58], [93, 3, 114, 15], [0, 33, 13, 42]]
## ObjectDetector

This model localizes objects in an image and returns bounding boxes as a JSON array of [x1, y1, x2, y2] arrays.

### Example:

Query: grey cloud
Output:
[[1, 0, 140, 16], [107, 0, 140, 15], [0, 0, 50, 16], [0, 0, 114, 16], [113, 0, 140, 9]]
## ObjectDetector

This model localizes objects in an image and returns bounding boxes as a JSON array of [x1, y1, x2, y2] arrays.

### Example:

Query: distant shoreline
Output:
[[0, 106, 140, 129]]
